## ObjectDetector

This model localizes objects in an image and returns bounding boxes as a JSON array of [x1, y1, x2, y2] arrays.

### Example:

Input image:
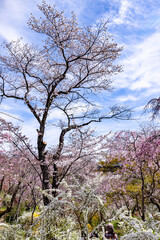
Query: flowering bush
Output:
[[105, 207, 160, 239], [0, 223, 24, 239], [120, 231, 159, 240]]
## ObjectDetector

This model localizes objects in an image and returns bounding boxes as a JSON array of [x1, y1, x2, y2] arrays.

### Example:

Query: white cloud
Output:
[[51, 0, 87, 15], [0, 0, 42, 41], [0, 0, 27, 40], [20, 118, 38, 146], [113, 0, 132, 24], [45, 126, 61, 147], [0, 24, 20, 41], [114, 31, 160, 97], [116, 95, 138, 102], [48, 109, 66, 121]]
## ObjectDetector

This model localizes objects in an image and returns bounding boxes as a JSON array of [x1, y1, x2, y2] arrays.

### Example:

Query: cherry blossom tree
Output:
[[0, 118, 41, 218], [0, 2, 131, 205], [99, 125, 160, 221]]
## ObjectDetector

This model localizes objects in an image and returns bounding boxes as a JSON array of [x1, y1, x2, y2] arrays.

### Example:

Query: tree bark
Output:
[[52, 163, 59, 197], [38, 132, 51, 205]]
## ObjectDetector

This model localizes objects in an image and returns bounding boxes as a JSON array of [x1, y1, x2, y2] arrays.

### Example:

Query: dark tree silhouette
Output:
[[145, 97, 160, 119]]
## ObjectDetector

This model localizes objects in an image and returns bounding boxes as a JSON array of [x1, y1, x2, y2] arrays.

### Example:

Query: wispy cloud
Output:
[[50, 0, 87, 15], [107, 0, 160, 27], [0, 0, 37, 41], [98, 0, 160, 111], [115, 31, 160, 96], [113, 0, 132, 25], [116, 95, 138, 102]]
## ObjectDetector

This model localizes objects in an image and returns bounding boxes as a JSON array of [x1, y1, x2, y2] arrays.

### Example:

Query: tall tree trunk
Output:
[[52, 163, 58, 197], [40, 163, 50, 205], [141, 173, 145, 221], [38, 133, 50, 205]]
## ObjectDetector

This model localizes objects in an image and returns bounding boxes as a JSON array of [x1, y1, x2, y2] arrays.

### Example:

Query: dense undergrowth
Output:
[[0, 179, 160, 240]]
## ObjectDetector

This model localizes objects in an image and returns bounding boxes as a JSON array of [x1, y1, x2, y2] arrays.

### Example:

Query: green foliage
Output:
[[5, 208, 18, 223], [97, 156, 123, 173], [90, 213, 101, 229], [4, 203, 28, 223]]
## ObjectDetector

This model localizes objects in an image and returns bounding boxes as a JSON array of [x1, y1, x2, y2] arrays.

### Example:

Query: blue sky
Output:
[[0, 0, 160, 145]]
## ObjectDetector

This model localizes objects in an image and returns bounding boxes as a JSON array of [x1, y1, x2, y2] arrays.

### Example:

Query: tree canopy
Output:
[[0, 2, 131, 205]]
